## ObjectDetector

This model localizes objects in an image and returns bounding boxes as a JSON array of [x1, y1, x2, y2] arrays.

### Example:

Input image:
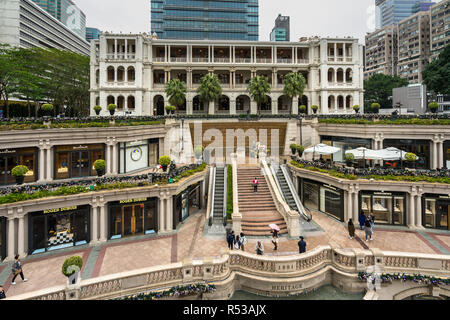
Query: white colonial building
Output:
[[89, 34, 364, 116]]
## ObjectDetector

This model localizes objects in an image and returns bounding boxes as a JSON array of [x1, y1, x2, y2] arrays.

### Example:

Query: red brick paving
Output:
[[428, 233, 450, 253]]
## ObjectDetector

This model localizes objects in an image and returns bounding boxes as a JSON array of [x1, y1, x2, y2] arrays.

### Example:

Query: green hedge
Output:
[[226, 165, 233, 219], [319, 118, 450, 126]]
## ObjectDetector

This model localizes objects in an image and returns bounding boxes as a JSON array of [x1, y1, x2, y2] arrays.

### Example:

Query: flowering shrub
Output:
[[358, 272, 449, 286], [116, 284, 216, 300]]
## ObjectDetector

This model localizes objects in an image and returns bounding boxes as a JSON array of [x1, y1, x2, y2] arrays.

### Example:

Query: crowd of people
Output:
[[347, 211, 376, 242]]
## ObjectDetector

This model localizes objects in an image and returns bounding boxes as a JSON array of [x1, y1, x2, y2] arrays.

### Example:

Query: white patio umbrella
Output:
[[375, 147, 417, 161], [304, 144, 341, 160], [345, 147, 382, 168]]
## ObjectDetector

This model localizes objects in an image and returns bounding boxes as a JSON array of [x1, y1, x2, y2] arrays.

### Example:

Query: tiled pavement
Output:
[[1, 209, 449, 298]]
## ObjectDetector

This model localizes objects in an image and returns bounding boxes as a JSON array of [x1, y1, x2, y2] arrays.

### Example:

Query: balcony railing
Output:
[[153, 57, 165, 62], [214, 57, 230, 63], [235, 58, 251, 63], [298, 59, 309, 64], [170, 57, 187, 63], [192, 57, 208, 63], [256, 58, 272, 63], [277, 58, 292, 64]]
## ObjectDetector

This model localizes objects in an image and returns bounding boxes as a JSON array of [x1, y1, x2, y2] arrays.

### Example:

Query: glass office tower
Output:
[[151, 0, 259, 40], [375, 0, 435, 29], [86, 27, 101, 42], [31, 0, 86, 38]]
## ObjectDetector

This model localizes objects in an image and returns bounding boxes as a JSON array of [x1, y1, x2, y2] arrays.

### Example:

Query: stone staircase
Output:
[[237, 166, 287, 236]]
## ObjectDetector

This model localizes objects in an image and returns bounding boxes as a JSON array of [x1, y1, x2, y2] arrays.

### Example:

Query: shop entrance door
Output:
[[437, 202, 449, 230], [122, 204, 144, 236], [71, 151, 89, 178], [0, 155, 17, 185]]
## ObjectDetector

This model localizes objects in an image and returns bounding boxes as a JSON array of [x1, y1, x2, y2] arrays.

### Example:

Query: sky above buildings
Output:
[[73, 0, 439, 43]]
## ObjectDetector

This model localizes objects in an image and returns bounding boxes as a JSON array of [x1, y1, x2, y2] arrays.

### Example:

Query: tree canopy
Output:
[[247, 75, 271, 107], [422, 44, 450, 95], [196, 74, 222, 104], [0, 45, 89, 118], [165, 78, 187, 109], [363, 74, 409, 110]]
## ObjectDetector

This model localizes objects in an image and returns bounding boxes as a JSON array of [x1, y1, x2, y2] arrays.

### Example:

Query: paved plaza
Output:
[[1, 209, 449, 298]]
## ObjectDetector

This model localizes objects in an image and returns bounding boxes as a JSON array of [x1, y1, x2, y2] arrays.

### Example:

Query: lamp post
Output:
[[181, 117, 185, 151], [298, 114, 303, 146]]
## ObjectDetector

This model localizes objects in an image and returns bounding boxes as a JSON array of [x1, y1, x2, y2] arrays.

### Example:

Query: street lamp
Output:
[[297, 114, 303, 146], [181, 117, 185, 151]]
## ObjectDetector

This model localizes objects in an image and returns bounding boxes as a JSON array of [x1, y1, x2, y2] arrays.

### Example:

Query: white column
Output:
[[292, 97, 299, 115], [346, 191, 352, 223], [112, 143, 118, 174], [438, 141, 444, 169], [114, 39, 117, 59], [415, 195, 422, 228], [334, 43, 337, 60], [106, 144, 111, 174], [409, 193, 415, 227], [39, 147, 45, 182], [7, 217, 15, 260], [334, 96, 338, 112], [99, 204, 107, 242], [159, 198, 166, 232], [46, 147, 52, 181], [432, 141, 438, 169], [353, 190, 359, 222], [91, 206, 98, 244], [230, 99, 236, 115], [166, 197, 173, 231], [124, 39, 128, 59], [271, 98, 278, 115], [17, 216, 25, 256]]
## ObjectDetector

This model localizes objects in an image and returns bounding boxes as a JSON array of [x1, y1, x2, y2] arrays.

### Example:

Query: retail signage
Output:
[[73, 145, 88, 150], [374, 192, 392, 196], [43, 206, 77, 214], [323, 184, 337, 191], [119, 198, 147, 204], [439, 196, 449, 200], [0, 149, 16, 154]]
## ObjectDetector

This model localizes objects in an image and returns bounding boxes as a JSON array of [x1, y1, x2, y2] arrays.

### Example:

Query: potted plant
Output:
[[93, 159, 106, 177], [93, 105, 102, 116], [405, 152, 417, 168], [299, 105, 307, 114], [107, 104, 116, 116], [345, 153, 354, 167], [353, 105, 360, 114], [11, 165, 28, 185], [296, 145, 305, 157], [41, 103, 54, 117], [62, 256, 83, 285], [370, 103, 380, 114], [194, 145, 204, 159], [311, 105, 319, 114], [290, 144, 298, 155], [158, 156, 171, 172], [165, 105, 176, 115], [428, 102, 439, 114]]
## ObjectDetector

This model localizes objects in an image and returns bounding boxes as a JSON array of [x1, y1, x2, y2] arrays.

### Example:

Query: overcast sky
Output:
[[73, 0, 426, 43]]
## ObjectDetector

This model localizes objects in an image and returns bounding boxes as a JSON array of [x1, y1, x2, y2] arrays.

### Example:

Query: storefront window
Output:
[[174, 183, 202, 229], [321, 136, 371, 163], [423, 195, 449, 230], [109, 198, 158, 239], [0, 148, 37, 185], [55, 145, 104, 179], [384, 139, 430, 169], [0, 217, 5, 261], [29, 206, 90, 254], [361, 192, 405, 226], [319, 185, 343, 221], [302, 181, 319, 210], [119, 140, 159, 174], [444, 141, 449, 169]]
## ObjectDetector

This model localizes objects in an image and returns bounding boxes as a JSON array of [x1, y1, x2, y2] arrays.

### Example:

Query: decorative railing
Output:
[[6, 245, 450, 300]]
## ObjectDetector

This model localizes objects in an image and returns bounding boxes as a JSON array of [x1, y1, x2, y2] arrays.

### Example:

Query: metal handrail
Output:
[[222, 165, 228, 226], [280, 164, 312, 222], [208, 166, 216, 226]]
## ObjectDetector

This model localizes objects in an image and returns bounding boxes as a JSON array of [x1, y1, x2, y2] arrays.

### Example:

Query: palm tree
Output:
[[283, 72, 306, 114], [165, 78, 187, 113], [247, 75, 271, 114], [197, 74, 222, 114]]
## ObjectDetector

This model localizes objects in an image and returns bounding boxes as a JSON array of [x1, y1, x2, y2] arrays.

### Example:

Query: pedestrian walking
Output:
[[252, 177, 259, 193], [369, 214, 375, 232], [272, 234, 279, 251], [234, 235, 241, 250], [348, 218, 355, 239], [364, 220, 373, 242], [298, 236, 307, 254], [227, 231, 235, 250], [271, 228, 278, 238], [255, 241, 264, 255], [11, 255, 28, 285], [240, 232, 246, 251], [359, 210, 366, 230], [0, 284, 6, 299]]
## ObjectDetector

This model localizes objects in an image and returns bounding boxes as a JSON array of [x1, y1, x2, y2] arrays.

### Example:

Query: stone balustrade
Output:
[[7, 244, 450, 300]]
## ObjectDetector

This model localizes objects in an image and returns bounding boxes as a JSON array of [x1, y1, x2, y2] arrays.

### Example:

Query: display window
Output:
[[0, 217, 5, 261], [321, 136, 372, 163], [444, 141, 449, 169], [173, 183, 202, 229], [383, 139, 430, 169], [423, 195, 449, 230], [55, 145, 104, 179], [0, 148, 37, 185], [360, 192, 405, 225], [119, 139, 159, 173], [109, 198, 158, 239], [28, 206, 90, 255]]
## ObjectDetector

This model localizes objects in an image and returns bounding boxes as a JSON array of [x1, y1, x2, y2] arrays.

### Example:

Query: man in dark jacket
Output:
[[227, 231, 236, 250], [298, 236, 307, 254], [0, 285, 6, 299]]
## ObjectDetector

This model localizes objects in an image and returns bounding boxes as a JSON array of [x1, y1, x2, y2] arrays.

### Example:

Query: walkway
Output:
[[1, 209, 449, 298]]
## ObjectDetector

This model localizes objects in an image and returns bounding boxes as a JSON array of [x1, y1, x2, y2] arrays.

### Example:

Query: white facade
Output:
[[0, 0, 90, 55], [90, 34, 365, 116]]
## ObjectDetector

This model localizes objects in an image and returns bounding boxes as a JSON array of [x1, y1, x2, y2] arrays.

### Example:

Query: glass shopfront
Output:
[[423, 194, 449, 230], [298, 178, 344, 221], [55, 144, 104, 179], [1, 217, 5, 261], [109, 198, 158, 239], [321, 136, 372, 163], [28, 205, 90, 255], [360, 192, 406, 225], [173, 183, 202, 229], [0, 148, 37, 185], [119, 139, 159, 174], [383, 139, 430, 169], [445, 141, 449, 169]]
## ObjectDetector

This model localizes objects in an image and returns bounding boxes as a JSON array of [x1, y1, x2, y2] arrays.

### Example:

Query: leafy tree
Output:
[[364, 74, 408, 110], [197, 74, 222, 112], [422, 44, 450, 95], [283, 72, 306, 113], [165, 78, 187, 111], [0, 44, 20, 118], [247, 75, 271, 112]]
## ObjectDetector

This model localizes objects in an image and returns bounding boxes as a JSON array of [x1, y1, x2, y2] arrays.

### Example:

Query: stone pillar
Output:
[[353, 189, 359, 222], [438, 141, 444, 169], [432, 140, 438, 169], [208, 101, 215, 115], [124, 39, 128, 59], [250, 100, 257, 115], [230, 99, 236, 115], [112, 143, 118, 174], [17, 215, 25, 257], [114, 39, 117, 59], [159, 197, 166, 233], [409, 192, 416, 227], [99, 203, 107, 242], [7, 217, 15, 260], [187, 98, 193, 115], [105, 144, 111, 174], [292, 96, 299, 115], [39, 147, 45, 182], [346, 191, 353, 223], [415, 194, 422, 228], [166, 196, 173, 232], [46, 147, 52, 181], [90, 206, 98, 245], [271, 98, 278, 115], [334, 96, 338, 113], [321, 91, 328, 114]]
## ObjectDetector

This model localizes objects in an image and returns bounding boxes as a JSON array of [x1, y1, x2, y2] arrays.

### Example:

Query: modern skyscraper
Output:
[[270, 14, 290, 41], [31, 0, 86, 38], [150, 0, 259, 40], [86, 27, 101, 42], [375, 0, 435, 29]]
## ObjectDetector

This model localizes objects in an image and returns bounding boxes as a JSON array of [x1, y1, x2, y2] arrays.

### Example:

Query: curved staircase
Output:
[[237, 166, 287, 236]]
